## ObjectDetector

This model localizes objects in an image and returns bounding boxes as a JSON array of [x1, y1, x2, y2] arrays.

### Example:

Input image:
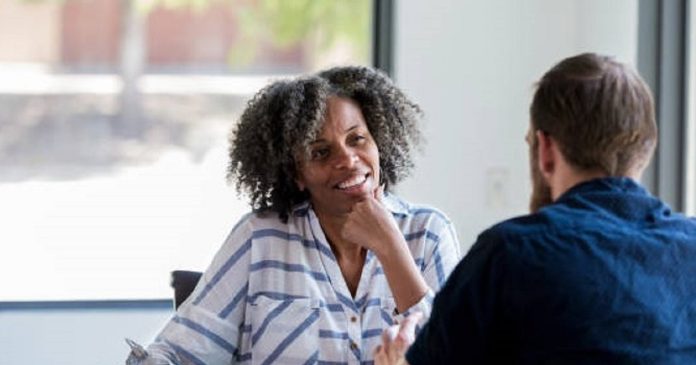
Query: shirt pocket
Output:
[[379, 297, 399, 327], [359, 297, 400, 358], [249, 295, 320, 365]]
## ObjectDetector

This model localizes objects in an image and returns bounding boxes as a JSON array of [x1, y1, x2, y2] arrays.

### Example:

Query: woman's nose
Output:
[[333, 146, 358, 169]]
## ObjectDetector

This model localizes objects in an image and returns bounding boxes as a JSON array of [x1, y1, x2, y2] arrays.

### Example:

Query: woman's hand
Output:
[[341, 187, 429, 313], [340, 187, 402, 256]]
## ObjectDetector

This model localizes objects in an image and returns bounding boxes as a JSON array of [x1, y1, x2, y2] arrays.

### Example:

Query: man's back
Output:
[[408, 177, 696, 364]]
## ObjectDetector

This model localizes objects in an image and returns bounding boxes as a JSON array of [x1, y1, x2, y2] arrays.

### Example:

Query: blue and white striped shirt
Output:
[[132, 194, 460, 364]]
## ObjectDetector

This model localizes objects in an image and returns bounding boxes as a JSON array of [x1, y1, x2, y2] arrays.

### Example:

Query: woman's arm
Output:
[[390, 208, 460, 320], [341, 195, 460, 314]]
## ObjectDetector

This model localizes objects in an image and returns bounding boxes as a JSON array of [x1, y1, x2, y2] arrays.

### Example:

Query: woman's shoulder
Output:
[[217, 208, 309, 259], [240, 209, 299, 230], [229, 201, 311, 236]]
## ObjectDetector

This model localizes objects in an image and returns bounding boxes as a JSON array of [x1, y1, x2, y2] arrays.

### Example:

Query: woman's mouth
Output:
[[336, 174, 369, 190]]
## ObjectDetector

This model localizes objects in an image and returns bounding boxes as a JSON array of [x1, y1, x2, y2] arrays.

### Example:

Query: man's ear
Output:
[[536, 130, 556, 179]]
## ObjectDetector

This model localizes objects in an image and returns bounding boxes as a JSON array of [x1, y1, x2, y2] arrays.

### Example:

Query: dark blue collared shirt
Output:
[[408, 177, 696, 364]]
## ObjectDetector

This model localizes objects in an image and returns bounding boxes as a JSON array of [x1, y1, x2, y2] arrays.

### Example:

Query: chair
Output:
[[170, 270, 203, 309]]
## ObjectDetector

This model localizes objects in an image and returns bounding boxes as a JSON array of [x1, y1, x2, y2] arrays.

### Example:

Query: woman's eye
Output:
[[350, 135, 366, 144], [311, 148, 329, 160]]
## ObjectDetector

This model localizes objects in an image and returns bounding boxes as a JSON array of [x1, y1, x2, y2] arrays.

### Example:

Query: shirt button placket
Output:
[[347, 313, 361, 364], [348, 340, 360, 364]]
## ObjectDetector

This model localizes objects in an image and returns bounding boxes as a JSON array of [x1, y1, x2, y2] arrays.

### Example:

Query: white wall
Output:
[[394, 0, 638, 252]]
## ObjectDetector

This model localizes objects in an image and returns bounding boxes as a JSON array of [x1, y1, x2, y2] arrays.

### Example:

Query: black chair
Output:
[[170, 270, 203, 309]]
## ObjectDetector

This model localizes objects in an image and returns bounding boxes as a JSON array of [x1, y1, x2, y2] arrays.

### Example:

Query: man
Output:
[[375, 53, 696, 364]]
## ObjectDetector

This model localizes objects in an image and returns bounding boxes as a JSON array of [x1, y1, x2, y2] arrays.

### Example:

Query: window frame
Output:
[[638, 0, 691, 212], [686, 0, 695, 215], [373, 0, 395, 76]]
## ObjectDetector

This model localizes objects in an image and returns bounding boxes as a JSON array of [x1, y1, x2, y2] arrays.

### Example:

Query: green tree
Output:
[[147, 0, 371, 69]]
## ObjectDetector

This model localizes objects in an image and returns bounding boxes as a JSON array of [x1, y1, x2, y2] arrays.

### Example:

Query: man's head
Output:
[[528, 53, 657, 212]]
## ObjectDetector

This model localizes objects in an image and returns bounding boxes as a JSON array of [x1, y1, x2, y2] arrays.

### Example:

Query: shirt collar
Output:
[[381, 192, 410, 215], [557, 177, 649, 202]]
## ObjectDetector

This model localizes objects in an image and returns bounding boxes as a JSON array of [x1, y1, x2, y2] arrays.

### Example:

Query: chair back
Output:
[[170, 270, 203, 309]]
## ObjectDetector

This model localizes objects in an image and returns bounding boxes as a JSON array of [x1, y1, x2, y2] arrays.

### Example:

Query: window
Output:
[[0, 0, 372, 301]]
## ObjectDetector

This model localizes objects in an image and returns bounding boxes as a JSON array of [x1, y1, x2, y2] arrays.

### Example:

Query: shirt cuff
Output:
[[125, 338, 172, 365], [393, 289, 434, 326]]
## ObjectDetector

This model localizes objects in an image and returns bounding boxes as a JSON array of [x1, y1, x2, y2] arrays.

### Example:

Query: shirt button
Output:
[[350, 341, 359, 351], [350, 316, 357, 323]]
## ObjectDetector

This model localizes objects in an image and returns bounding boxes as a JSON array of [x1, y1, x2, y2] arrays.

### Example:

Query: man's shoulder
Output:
[[471, 207, 581, 261], [481, 212, 550, 242], [483, 199, 604, 238]]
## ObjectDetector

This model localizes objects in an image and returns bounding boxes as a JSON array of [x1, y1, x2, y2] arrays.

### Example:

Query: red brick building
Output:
[[10, 0, 304, 72]]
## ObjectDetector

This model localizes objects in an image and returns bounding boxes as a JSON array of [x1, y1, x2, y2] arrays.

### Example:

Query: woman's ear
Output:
[[295, 178, 305, 192]]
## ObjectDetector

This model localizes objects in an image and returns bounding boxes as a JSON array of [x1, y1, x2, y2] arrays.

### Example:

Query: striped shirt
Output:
[[130, 194, 460, 364]]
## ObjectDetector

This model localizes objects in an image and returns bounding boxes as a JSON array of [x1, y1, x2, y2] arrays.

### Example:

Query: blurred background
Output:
[[0, 0, 694, 363]]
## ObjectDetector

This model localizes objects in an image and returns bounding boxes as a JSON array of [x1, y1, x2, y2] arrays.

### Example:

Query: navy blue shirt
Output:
[[407, 177, 696, 364]]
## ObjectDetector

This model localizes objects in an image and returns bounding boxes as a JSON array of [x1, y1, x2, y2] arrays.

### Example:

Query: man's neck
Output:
[[551, 170, 606, 201], [550, 159, 648, 201]]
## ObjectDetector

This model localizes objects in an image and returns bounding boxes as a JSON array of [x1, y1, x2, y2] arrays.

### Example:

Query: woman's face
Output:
[[296, 96, 380, 217]]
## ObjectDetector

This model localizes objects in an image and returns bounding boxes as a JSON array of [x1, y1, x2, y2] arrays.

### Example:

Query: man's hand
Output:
[[374, 312, 422, 365]]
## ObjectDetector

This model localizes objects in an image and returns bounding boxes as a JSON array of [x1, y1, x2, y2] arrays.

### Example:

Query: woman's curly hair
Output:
[[227, 66, 422, 222]]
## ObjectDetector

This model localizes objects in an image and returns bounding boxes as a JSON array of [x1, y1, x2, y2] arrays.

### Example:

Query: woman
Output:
[[126, 66, 460, 364]]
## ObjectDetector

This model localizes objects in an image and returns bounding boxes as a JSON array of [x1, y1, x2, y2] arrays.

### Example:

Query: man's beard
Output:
[[529, 146, 553, 213]]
